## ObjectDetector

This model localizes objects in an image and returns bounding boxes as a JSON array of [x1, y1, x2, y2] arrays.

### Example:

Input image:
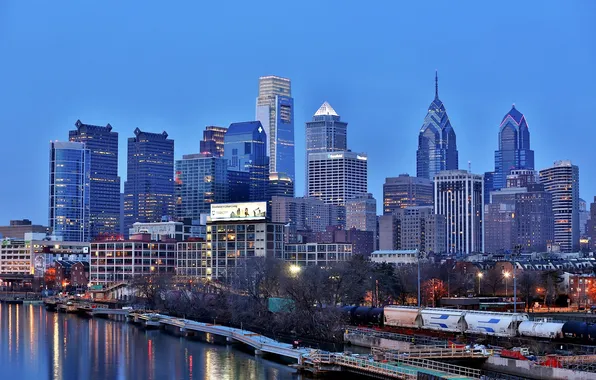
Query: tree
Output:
[[540, 270, 563, 308], [519, 271, 538, 311], [422, 278, 447, 307], [484, 267, 504, 296]]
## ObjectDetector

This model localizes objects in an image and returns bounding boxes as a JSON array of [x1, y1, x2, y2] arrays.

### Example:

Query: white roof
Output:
[[314, 101, 339, 117]]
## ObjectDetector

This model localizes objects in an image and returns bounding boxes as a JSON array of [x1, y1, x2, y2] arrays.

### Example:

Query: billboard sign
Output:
[[210, 202, 267, 222]]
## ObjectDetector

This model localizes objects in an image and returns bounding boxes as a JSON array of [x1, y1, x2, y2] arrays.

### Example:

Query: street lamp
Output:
[[289, 265, 301, 276], [503, 271, 511, 297], [477, 272, 483, 294]]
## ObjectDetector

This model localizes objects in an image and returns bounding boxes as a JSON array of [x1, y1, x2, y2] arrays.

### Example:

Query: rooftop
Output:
[[314, 101, 339, 117]]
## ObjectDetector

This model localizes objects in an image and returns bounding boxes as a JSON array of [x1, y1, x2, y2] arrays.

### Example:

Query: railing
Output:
[[396, 357, 482, 379], [373, 346, 489, 360], [345, 327, 448, 347], [332, 354, 417, 379]]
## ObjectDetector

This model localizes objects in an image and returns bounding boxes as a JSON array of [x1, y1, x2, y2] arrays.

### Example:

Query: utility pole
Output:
[[513, 245, 520, 314], [417, 250, 421, 307]]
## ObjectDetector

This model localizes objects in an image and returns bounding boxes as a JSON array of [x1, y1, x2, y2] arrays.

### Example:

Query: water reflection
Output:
[[0, 304, 303, 380]]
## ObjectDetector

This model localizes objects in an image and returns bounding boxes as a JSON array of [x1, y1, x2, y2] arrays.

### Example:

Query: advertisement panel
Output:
[[210, 202, 267, 222]]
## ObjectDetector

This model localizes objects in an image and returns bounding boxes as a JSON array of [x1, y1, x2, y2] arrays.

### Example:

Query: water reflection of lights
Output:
[[53, 313, 62, 380]]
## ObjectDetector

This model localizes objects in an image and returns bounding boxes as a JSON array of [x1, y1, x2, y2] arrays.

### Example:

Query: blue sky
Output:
[[1, 1, 595, 224]]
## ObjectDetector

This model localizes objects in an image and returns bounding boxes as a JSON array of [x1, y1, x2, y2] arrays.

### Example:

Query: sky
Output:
[[1, 1, 595, 225]]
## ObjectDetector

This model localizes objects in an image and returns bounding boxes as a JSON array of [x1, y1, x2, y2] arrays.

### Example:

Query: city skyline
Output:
[[1, 1, 595, 224]]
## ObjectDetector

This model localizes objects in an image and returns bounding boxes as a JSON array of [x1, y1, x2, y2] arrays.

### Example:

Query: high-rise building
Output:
[[199, 126, 227, 157], [514, 184, 554, 252], [346, 193, 377, 237], [589, 197, 596, 251], [224, 121, 269, 202], [123, 128, 175, 232], [268, 172, 294, 198], [483, 172, 494, 205], [307, 151, 368, 208], [69, 120, 120, 238], [383, 174, 433, 215], [378, 206, 446, 254], [416, 72, 458, 180], [270, 196, 343, 232], [49, 141, 90, 242], [434, 170, 483, 254], [305, 102, 347, 154], [506, 169, 537, 188], [579, 198, 590, 236], [255, 75, 294, 183], [539, 161, 580, 252], [493, 105, 535, 191], [484, 186, 526, 253], [0, 220, 49, 240], [175, 154, 228, 220]]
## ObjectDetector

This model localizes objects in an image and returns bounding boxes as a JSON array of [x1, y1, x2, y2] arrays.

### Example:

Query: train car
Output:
[[383, 306, 420, 328], [562, 321, 588, 340], [420, 308, 466, 333], [464, 311, 528, 337], [518, 321, 564, 339], [352, 306, 384, 327], [340, 305, 358, 324], [586, 323, 596, 342]]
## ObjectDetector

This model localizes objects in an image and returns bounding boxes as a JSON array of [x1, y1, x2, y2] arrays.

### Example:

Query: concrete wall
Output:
[[484, 356, 594, 380], [344, 332, 411, 350]]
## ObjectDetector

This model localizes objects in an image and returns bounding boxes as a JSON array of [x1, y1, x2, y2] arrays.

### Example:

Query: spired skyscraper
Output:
[[493, 105, 534, 191], [416, 72, 458, 180], [305, 102, 347, 154], [256, 75, 295, 184], [69, 120, 120, 239]]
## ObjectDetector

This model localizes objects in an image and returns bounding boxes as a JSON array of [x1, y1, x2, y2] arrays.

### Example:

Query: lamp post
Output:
[[417, 250, 421, 308], [477, 272, 483, 294], [503, 271, 511, 297], [513, 245, 520, 313]]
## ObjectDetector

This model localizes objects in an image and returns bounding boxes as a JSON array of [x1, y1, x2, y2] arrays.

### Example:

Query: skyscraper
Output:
[[69, 120, 120, 239], [49, 141, 90, 242], [416, 72, 458, 180], [270, 196, 343, 232], [346, 193, 377, 235], [256, 76, 294, 183], [224, 121, 269, 202], [434, 170, 483, 254], [493, 105, 535, 191], [383, 174, 433, 215], [199, 126, 227, 157], [514, 184, 554, 252], [539, 161, 580, 252], [589, 197, 596, 251], [268, 172, 294, 198], [305, 102, 347, 154], [123, 128, 175, 231], [378, 207, 446, 254], [175, 154, 228, 220]]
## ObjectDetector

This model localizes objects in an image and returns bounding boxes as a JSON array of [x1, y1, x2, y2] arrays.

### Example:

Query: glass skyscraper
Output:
[[305, 101, 347, 154], [123, 128, 175, 232], [199, 126, 227, 157], [493, 105, 534, 191], [256, 75, 294, 184], [416, 72, 458, 180], [224, 121, 269, 202], [49, 141, 90, 242], [69, 120, 120, 239]]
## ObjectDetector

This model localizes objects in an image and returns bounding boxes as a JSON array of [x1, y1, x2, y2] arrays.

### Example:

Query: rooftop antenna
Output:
[[435, 70, 439, 99], [468, 161, 472, 173]]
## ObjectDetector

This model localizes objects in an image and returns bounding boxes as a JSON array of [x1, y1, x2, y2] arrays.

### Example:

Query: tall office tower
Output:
[[506, 169, 537, 188], [579, 198, 590, 236], [434, 170, 483, 254], [307, 151, 368, 208], [49, 141, 90, 242], [175, 154, 228, 220], [484, 185, 527, 253], [306, 102, 347, 154], [378, 207, 446, 254], [123, 128, 175, 231], [382, 174, 433, 215], [515, 184, 554, 252], [493, 105, 535, 191], [69, 120, 120, 239], [539, 161, 580, 252], [483, 172, 494, 205], [346, 193, 377, 236], [256, 76, 294, 183], [270, 196, 343, 232], [224, 121, 269, 202], [268, 172, 294, 198], [416, 72, 458, 180], [199, 126, 227, 157], [589, 197, 596, 251]]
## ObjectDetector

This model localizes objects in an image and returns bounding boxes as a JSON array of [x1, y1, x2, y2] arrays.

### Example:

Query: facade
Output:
[[207, 220, 284, 280], [176, 240, 208, 278], [378, 207, 446, 254], [270, 196, 343, 232], [284, 243, 353, 267], [199, 126, 227, 157], [123, 128, 175, 232], [370, 250, 419, 266], [53, 261, 89, 288], [416, 72, 458, 180], [434, 170, 483, 254], [0, 238, 32, 275], [268, 172, 294, 198], [383, 174, 433, 215], [69, 120, 121, 239], [129, 221, 190, 242], [90, 234, 177, 284], [514, 184, 554, 252], [483, 172, 494, 205], [506, 169, 537, 188], [224, 121, 269, 202], [255, 76, 294, 183], [493, 106, 534, 191], [49, 141, 90, 242], [300, 226, 375, 256], [590, 197, 596, 251], [307, 151, 368, 207], [346, 193, 377, 237], [484, 186, 526, 254], [305, 102, 347, 154], [175, 154, 228, 219], [579, 198, 590, 236], [539, 161, 580, 252], [0, 220, 48, 239]]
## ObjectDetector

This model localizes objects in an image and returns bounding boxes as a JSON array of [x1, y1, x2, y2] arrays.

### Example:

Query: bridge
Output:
[[372, 346, 490, 360]]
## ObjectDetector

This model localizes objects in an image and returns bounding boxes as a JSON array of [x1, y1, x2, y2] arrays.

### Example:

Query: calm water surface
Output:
[[0, 304, 303, 380]]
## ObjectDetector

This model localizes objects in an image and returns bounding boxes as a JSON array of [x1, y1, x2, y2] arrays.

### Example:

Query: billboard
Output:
[[210, 202, 267, 222]]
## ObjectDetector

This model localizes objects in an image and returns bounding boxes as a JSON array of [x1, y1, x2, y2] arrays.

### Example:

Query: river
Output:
[[0, 303, 306, 380]]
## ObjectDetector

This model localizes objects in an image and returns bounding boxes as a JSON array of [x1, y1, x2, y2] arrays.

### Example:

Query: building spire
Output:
[[435, 70, 439, 99]]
